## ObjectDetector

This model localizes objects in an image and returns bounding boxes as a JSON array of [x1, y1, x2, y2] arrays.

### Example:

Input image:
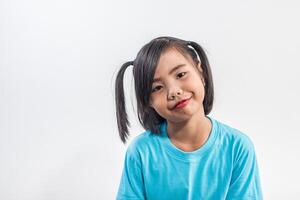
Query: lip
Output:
[[172, 98, 191, 110]]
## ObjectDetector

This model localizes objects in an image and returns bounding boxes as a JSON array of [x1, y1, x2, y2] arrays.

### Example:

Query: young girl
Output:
[[114, 36, 263, 199]]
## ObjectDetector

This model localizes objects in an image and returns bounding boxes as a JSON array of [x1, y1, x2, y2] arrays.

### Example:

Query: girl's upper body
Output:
[[114, 36, 263, 199], [116, 116, 263, 200]]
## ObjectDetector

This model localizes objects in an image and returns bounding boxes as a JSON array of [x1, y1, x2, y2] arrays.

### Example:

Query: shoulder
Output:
[[125, 129, 160, 160], [127, 131, 152, 152], [213, 118, 255, 155], [211, 118, 259, 171]]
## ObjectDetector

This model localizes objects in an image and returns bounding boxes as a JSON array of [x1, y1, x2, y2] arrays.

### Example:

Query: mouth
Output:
[[172, 97, 191, 110]]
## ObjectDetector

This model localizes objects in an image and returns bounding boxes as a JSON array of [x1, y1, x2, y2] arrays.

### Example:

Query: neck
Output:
[[166, 112, 212, 150]]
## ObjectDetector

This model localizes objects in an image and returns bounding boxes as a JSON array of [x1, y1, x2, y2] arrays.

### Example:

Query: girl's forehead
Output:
[[154, 48, 194, 75], [158, 48, 187, 66]]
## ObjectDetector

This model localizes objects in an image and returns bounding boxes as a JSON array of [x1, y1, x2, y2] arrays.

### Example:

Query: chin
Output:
[[166, 113, 194, 123]]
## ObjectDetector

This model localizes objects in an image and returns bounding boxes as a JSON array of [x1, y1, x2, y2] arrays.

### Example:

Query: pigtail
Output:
[[188, 41, 214, 115], [115, 61, 133, 143]]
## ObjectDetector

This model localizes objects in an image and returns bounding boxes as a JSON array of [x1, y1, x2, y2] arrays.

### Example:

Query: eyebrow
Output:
[[152, 64, 186, 83]]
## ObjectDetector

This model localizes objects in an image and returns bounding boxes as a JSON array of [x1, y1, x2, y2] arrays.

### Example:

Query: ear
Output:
[[196, 62, 203, 72], [197, 63, 205, 85]]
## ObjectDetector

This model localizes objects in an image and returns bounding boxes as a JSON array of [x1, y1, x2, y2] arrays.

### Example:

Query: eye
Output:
[[176, 72, 187, 79], [151, 85, 163, 93]]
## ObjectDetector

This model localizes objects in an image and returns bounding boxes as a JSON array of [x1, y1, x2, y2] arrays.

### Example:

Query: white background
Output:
[[1, 0, 300, 199]]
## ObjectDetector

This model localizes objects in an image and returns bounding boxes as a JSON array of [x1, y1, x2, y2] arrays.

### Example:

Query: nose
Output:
[[167, 85, 183, 100]]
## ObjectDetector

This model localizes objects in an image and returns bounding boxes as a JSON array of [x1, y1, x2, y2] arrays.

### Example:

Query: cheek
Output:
[[151, 98, 167, 113], [150, 93, 164, 104], [189, 80, 205, 99], [151, 99, 164, 110]]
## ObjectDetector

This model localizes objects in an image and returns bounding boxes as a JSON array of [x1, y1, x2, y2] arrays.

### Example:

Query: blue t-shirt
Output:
[[116, 116, 263, 200]]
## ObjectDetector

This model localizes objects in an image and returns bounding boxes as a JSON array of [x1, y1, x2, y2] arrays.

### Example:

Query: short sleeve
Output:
[[116, 147, 146, 200], [226, 136, 263, 200]]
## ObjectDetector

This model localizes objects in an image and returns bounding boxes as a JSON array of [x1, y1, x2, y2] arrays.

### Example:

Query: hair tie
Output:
[[187, 41, 201, 64]]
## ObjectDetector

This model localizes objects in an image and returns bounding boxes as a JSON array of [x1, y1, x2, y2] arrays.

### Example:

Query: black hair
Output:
[[115, 36, 214, 143]]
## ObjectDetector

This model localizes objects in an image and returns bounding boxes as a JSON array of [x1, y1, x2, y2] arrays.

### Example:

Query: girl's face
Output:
[[149, 48, 206, 124]]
